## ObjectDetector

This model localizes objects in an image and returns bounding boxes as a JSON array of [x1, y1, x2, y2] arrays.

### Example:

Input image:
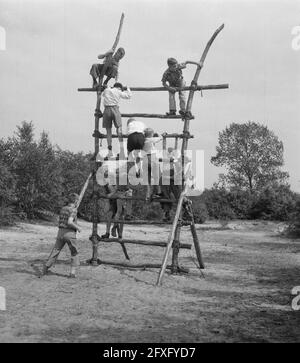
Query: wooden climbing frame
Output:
[[77, 13, 228, 285]]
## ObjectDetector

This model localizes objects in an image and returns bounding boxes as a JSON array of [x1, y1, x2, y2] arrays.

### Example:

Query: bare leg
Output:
[[101, 209, 114, 238], [106, 128, 113, 157], [117, 126, 125, 159]]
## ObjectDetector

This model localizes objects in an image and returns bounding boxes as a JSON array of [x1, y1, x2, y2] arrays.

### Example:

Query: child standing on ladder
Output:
[[101, 167, 132, 240], [142, 128, 163, 200], [102, 82, 131, 159], [42, 193, 81, 278], [162, 57, 188, 116]]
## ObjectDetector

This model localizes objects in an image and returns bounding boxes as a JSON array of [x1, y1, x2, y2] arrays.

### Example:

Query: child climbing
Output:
[[160, 149, 183, 221], [102, 82, 131, 159], [101, 167, 132, 240], [127, 118, 146, 178], [90, 47, 125, 88], [142, 127, 163, 200], [162, 57, 188, 116], [127, 118, 146, 153], [162, 58, 201, 118], [42, 193, 81, 278]]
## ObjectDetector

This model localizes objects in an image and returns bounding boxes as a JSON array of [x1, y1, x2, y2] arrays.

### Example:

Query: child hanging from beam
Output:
[[90, 47, 125, 88]]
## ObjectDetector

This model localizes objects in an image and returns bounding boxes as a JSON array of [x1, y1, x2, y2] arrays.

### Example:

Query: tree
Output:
[[211, 121, 289, 192], [12, 121, 63, 217]]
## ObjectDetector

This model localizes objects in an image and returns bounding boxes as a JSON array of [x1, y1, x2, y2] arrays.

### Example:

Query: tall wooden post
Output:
[[157, 24, 225, 285], [89, 13, 125, 265]]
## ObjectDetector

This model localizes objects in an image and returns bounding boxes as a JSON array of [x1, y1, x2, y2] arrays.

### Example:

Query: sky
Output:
[[0, 0, 299, 191]]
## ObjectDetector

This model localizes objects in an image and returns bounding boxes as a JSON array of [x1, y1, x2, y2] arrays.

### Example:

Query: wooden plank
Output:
[[99, 237, 192, 249], [78, 84, 229, 92]]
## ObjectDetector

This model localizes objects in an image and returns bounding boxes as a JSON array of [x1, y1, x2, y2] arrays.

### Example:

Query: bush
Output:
[[190, 199, 208, 224], [0, 205, 15, 226], [200, 187, 236, 220], [249, 185, 296, 221], [286, 199, 300, 238]]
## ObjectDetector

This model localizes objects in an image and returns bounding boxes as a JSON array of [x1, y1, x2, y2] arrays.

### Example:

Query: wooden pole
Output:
[[93, 133, 193, 139], [156, 184, 188, 285], [75, 173, 92, 210], [171, 227, 181, 273], [190, 222, 205, 269], [89, 13, 125, 265], [97, 260, 189, 272], [157, 25, 225, 285], [78, 84, 229, 92], [181, 24, 225, 156], [99, 238, 192, 249], [122, 113, 190, 119]]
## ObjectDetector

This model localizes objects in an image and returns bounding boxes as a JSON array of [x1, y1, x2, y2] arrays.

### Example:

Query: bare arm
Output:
[[162, 80, 177, 93], [67, 216, 81, 233], [185, 60, 202, 67], [97, 49, 114, 59]]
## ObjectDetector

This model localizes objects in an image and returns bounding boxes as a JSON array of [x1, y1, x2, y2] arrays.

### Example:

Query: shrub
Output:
[[191, 199, 208, 224], [286, 199, 300, 238], [249, 184, 296, 221]]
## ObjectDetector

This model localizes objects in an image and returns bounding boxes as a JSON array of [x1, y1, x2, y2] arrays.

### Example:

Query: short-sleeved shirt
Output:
[[58, 205, 77, 229], [161, 63, 186, 87]]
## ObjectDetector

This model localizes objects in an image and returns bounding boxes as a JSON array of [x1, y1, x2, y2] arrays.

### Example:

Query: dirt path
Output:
[[0, 220, 299, 342]]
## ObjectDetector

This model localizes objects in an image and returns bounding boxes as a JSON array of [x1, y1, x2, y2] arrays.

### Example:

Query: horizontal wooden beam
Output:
[[98, 219, 191, 226], [100, 237, 191, 249], [97, 194, 174, 203], [97, 260, 189, 273], [93, 132, 193, 139], [121, 113, 191, 119], [98, 219, 172, 225], [78, 84, 229, 92]]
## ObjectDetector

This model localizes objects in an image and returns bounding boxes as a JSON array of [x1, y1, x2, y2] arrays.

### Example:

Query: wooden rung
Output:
[[121, 113, 194, 119], [78, 84, 229, 92], [98, 219, 173, 225], [93, 133, 193, 139], [97, 194, 174, 203], [97, 260, 189, 273], [100, 238, 191, 249]]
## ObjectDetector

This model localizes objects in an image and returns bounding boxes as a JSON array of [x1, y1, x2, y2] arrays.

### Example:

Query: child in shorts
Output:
[[90, 47, 125, 88]]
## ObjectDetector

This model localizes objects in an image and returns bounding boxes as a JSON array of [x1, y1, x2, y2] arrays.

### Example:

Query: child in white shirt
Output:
[[143, 128, 163, 200]]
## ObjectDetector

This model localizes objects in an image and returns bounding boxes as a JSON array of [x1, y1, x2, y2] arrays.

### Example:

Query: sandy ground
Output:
[[0, 219, 299, 343]]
